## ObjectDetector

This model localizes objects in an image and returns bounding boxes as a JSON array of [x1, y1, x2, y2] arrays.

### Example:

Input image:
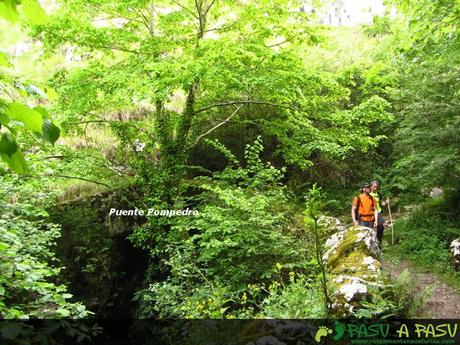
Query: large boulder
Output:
[[318, 215, 346, 239], [323, 225, 382, 317], [451, 238, 460, 270]]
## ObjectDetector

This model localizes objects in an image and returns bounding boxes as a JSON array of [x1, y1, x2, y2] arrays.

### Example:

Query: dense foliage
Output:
[[134, 138, 322, 318], [0, 0, 459, 324], [0, 176, 90, 318], [389, 0, 460, 200], [0, 1, 61, 173]]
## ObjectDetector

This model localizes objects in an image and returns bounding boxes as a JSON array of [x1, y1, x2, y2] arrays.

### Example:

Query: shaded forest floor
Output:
[[381, 247, 460, 318]]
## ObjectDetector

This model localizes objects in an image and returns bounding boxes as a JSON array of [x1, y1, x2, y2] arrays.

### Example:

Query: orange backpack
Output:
[[354, 194, 374, 220]]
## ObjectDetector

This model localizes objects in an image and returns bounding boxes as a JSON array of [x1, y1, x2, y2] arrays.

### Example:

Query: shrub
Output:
[[352, 269, 433, 318], [395, 207, 460, 273], [135, 138, 317, 317], [258, 273, 327, 318], [0, 178, 91, 318]]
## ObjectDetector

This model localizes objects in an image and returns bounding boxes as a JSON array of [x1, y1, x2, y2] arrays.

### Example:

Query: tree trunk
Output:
[[175, 80, 199, 150]]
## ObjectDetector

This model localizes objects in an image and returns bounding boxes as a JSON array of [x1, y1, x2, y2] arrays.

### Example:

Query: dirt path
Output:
[[381, 255, 460, 318]]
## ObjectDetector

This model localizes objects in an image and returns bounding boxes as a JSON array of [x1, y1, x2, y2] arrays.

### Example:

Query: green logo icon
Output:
[[314, 321, 346, 342], [315, 326, 332, 342]]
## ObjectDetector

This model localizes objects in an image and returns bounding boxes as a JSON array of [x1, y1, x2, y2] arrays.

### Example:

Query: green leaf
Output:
[[0, 100, 8, 123], [56, 308, 71, 317], [0, 52, 11, 67], [0, 133, 18, 156], [0, 286, 5, 296], [0, 110, 10, 125], [0, 0, 20, 23], [42, 119, 60, 144], [5, 101, 43, 133], [44, 87, 58, 101], [34, 106, 49, 118], [21, 0, 48, 25], [1, 148, 28, 174]]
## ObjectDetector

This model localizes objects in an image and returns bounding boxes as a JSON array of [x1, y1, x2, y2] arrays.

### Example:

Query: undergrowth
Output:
[[383, 201, 460, 290]]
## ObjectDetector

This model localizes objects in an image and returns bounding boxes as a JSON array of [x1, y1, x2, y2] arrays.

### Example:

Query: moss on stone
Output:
[[323, 225, 383, 317], [325, 227, 359, 269]]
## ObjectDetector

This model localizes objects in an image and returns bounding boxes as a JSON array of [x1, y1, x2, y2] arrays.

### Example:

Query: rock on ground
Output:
[[451, 238, 460, 270], [323, 225, 382, 317], [318, 215, 346, 239]]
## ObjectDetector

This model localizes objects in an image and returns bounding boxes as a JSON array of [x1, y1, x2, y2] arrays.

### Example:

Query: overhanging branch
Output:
[[49, 174, 112, 188], [187, 104, 243, 149], [195, 99, 301, 114], [172, 0, 199, 19], [67, 120, 112, 125]]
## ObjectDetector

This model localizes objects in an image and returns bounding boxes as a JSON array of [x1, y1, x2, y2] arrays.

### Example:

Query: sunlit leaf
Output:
[[0, 0, 20, 23], [0, 109, 10, 125], [34, 106, 49, 118], [5, 101, 43, 133], [21, 0, 48, 25], [44, 87, 58, 101], [0, 52, 11, 67], [56, 308, 71, 317], [0, 147, 28, 174]]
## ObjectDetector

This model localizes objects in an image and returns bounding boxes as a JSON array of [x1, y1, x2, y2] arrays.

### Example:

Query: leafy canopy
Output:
[[0, 0, 60, 173]]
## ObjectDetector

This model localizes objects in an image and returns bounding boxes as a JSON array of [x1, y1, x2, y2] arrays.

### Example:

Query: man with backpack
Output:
[[352, 183, 378, 229], [369, 180, 389, 245]]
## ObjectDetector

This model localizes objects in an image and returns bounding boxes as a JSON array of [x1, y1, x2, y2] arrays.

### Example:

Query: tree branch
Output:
[[267, 39, 290, 48], [72, 39, 141, 54], [204, 20, 238, 33], [204, 0, 217, 16], [195, 99, 301, 114], [67, 120, 111, 125], [195, 0, 205, 38], [187, 104, 243, 149], [48, 174, 112, 188], [267, 33, 299, 48], [43, 155, 67, 160], [96, 44, 140, 54], [130, 8, 155, 35], [172, 0, 199, 19]]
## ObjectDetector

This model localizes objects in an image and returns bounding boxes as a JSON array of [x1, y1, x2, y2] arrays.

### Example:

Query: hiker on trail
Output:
[[370, 181, 389, 244], [352, 183, 378, 229]]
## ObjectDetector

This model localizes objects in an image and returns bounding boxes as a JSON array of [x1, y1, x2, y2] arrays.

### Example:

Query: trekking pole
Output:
[[387, 198, 394, 245]]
